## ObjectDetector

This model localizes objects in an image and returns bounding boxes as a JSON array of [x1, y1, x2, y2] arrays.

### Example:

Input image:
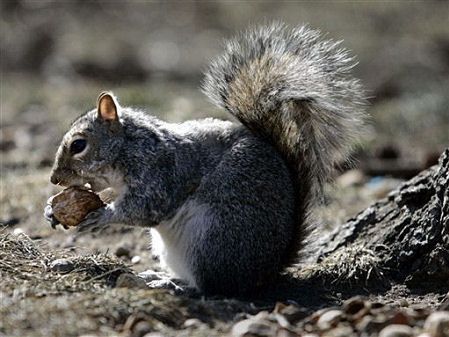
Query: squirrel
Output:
[[47, 23, 366, 296]]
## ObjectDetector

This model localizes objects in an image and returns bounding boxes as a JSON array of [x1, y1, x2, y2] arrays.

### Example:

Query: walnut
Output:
[[48, 187, 105, 227]]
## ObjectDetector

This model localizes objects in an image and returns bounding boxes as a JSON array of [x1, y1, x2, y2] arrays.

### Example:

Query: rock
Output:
[[276, 329, 298, 337], [131, 255, 141, 264], [378, 324, 414, 337], [231, 320, 275, 337], [50, 258, 74, 273], [115, 273, 148, 289], [322, 325, 354, 337], [399, 299, 409, 307], [423, 311, 449, 337], [343, 296, 367, 316], [274, 303, 308, 324], [231, 312, 275, 337], [316, 310, 343, 330], [13, 228, 25, 235], [355, 315, 387, 333], [183, 318, 203, 328], [131, 321, 152, 337], [142, 333, 166, 337], [389, 311, 411, 326]]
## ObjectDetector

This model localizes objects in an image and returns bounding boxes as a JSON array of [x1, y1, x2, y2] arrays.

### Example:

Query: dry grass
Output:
[[298, 244, 388, 290], [0, 232, 252, 337]]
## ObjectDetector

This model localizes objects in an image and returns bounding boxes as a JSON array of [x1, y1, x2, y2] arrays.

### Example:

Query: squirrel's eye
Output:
[[70, 139, 87, 155]]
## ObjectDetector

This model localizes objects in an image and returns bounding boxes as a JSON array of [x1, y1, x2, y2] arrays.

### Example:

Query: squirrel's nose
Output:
[[50, 174, 61, 185]]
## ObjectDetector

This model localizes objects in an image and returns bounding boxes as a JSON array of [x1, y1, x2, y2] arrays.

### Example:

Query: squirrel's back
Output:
[[202, 23, 366, 263]]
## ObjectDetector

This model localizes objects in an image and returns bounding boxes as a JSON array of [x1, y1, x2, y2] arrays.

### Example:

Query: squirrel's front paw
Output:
[[44, 205, 69, 230], [77, 207, 110, 233]]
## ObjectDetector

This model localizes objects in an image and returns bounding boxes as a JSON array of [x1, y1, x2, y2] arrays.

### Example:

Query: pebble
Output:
[[131, 255, 141, 264], [183, 318, 203, 328], [50, 258, 74, 273], [343, 296, 367, 316], [399, 299, 409, 307], [115, 273, 148, 289], [131, 321, 152, 337], [142, 333, 166, 337], [322, 325, 354, 337], [317, 310, 343, 330], [276, 330, 298, 337], [378, 324, 414, 337], [231, 312, 274, 337], [231, 320, 275, 337], [275, 304, 308, 324], [424, 311, 449, 337], [390, 311, 411, 326], [13, 228, 25, 235]]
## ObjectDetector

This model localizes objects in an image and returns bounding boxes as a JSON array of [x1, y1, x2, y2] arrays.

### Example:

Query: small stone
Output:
[[231, 314, 275, 337], [389, 311, 411, 326], [115, 273, 148, 289], [317, 310, 343, 330], [131, 321, 152, 337], [183, 318, 203, 328], [275, 304, 308, 324], [276, 329, 298, 337], [50, 258, 74, 273], [13, 228, 24, 235], [322, 325, 354, 337], [115, 246, 131, 258], [424, 311, 449, 337], [378, 324, 414, 337], [355, 315, 387, 333], [131, 255, 141, 264], [343, 296, 367, 316], [143, 333, 166, 337], [399, 299, 409, 307]]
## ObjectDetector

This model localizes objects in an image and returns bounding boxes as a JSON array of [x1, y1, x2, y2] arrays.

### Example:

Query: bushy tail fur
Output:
[[202, 23, 366, 262]]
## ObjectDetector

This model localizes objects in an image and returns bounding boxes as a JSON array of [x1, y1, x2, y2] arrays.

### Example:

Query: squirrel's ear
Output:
[[97, 92, 119, 121]]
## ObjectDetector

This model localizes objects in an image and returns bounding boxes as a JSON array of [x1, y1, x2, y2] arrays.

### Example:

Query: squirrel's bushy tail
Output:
[[203, 23, 366, 202], [202, 23, 366, 262]]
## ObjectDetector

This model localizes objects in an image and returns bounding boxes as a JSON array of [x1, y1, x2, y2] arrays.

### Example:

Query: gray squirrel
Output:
[[46, 23, 366, 295]]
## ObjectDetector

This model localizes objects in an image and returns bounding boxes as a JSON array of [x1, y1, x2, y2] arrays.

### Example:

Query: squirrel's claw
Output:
[[44, 204, 68, 230]]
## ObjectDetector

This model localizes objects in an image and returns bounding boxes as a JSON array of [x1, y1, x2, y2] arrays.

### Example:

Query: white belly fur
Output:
[[150, 200, 213, 288]]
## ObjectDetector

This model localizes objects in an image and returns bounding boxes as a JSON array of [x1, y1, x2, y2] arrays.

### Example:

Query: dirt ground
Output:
[[1, 2, 449, 337]]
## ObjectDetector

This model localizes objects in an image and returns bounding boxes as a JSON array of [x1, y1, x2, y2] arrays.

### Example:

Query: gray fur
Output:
[[202, 22, 366, 199], [50, 23, 366, 296]]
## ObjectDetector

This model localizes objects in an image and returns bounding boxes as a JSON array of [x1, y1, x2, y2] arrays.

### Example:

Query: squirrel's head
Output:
[[50, 92, 125, 191]]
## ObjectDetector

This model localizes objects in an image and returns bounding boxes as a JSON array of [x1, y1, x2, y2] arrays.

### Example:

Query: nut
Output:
[[48, 187, 104, 227]]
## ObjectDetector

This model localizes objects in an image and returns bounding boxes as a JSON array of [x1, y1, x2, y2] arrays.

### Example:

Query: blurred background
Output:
[[1, 1, 448, 254]]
